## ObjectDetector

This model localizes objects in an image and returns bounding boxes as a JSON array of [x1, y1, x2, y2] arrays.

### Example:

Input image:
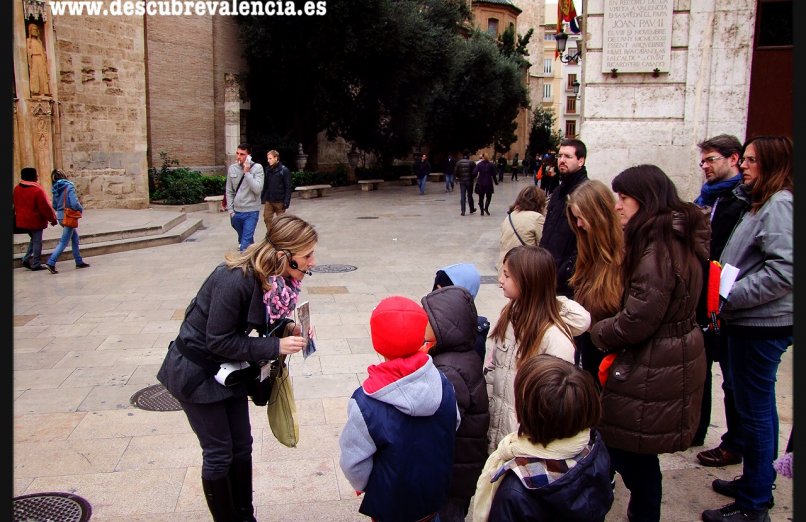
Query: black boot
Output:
[[229, 459, 257, 522], [201, 476, 237, 522]]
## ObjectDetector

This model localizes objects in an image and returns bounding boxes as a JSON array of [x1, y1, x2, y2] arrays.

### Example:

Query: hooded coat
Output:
[[51, 178, 83, 221], [339, 352, 459, 522], [422, 286, 490, 501], [590, 211, 710, 454]]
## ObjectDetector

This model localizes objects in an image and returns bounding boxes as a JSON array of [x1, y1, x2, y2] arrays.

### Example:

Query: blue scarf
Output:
[[694, 174, 742, 207]]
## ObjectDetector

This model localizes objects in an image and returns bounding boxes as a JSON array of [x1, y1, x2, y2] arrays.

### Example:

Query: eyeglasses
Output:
[[699, 156, 725, 166], [740, 156, 757, 165], [557, 153, 575, 160]]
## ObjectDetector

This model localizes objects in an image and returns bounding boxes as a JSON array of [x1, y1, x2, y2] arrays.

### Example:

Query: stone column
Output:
[[224, 72, 245, 166], [30, 99, 55, 190]]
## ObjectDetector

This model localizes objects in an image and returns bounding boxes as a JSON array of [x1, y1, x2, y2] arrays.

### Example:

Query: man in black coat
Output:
[[539, 138, 589, 298], [261, 149, 292, 232], [455, 150, 477, 216]]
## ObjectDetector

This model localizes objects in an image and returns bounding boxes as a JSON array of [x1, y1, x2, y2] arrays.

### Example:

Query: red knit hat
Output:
[[370, 296, 428, 359]]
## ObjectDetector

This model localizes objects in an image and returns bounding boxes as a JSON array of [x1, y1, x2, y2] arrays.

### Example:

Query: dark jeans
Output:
[[417, 175, 428, 194], [459, 182, 475, 214], [608, 446, 662, 522], [477, 193, 491, 212], [23, 229, 44, 267], [181, 395, 253, 480], [727, 333, 791, 511]]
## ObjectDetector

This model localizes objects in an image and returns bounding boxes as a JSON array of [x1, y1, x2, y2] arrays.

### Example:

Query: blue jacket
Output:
[[51, 179, 83, 221], [488, 431, 613, 521], [339, 353, 459, 522]]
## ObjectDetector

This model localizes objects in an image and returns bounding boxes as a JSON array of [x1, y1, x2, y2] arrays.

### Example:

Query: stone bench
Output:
[[428, 172, 446, 182], [399, 175, 417, 186], [295, 184, 332, 199], [358, 179, 384, 191], [204, 195, 225, 212]]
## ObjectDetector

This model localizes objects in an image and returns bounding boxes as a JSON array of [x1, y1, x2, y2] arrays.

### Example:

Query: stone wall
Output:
[[580, 0, 754, 200], [53, 15, 149, 208]]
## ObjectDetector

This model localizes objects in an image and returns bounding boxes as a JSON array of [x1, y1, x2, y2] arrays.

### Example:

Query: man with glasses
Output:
[[227, 143, 265, 251], [539, 138, 589, 298], [692, 134, 751, 468]]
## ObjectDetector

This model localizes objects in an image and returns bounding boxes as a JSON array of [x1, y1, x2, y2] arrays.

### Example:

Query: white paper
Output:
[[719, 263, 740, 299]]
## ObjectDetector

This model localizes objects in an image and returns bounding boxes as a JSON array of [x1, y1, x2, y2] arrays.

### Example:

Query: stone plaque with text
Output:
[[603, 0, 673, 73]]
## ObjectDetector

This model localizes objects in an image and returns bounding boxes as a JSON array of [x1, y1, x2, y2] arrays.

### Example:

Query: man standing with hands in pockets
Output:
[[227, 143, 264, 252]]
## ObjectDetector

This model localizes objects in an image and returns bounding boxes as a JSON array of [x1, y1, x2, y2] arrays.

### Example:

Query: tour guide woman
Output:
[[158, 214, 317, 521]]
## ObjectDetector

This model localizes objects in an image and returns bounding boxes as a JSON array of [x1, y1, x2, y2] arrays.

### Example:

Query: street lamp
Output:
[[572, 79, 580, 98], [554, 32, 581, 64]]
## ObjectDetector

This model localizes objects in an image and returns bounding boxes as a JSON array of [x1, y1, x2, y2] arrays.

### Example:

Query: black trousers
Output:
[[478, 193, 491, 212], [608, 446, 662, 522], [181, 394, 253, 480]]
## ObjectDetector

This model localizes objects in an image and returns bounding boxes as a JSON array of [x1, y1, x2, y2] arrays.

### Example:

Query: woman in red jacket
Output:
[[13, 167, 57, 271]]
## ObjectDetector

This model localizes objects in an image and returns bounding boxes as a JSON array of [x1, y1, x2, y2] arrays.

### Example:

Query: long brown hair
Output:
[[612, 165, 706, 279], [224, 214, 318, 291], [744, 135, 793, 213], [490, 246, 574, 364], [509, 185, 547, 214], [566, 180, 624, 321]]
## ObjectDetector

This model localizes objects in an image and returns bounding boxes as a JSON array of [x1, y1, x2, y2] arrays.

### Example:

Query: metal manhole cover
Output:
[[130, 384, 183, 411], [480, 275, 499, 285], [310, 264, 358, 273], [356, 216, 379, 219], [13, 492, 92, 522]]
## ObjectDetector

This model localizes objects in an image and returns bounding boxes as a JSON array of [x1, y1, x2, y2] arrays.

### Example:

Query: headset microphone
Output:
[[289, 258, 313, 276]]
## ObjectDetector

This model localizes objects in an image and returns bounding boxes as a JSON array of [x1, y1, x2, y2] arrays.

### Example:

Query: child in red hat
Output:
[[339, 296, 460, 522]]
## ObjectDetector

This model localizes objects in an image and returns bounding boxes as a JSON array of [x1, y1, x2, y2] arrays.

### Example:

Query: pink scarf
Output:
[[264, 275, 302, 322]]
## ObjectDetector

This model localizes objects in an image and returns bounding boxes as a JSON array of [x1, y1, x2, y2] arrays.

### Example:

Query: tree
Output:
[[526, 105, 564, 158]]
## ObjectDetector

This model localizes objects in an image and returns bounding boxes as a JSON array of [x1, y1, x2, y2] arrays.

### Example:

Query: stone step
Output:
[[13, 214, 204, 268]]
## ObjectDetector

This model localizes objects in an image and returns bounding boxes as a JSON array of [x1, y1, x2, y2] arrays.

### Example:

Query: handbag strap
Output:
[[508, 212, 527, 246], [61, 187, 68, 210]]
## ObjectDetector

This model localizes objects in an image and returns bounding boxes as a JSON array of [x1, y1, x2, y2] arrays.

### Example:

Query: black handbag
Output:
[[247, 317, 295, 406]]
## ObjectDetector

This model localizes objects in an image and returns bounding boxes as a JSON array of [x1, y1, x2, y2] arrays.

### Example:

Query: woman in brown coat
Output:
[[590, 165, 709, 522]]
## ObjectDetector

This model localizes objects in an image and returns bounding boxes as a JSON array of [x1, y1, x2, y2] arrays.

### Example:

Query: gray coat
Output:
[[157, 263, 280, 403], [719, 189, 793, 328]]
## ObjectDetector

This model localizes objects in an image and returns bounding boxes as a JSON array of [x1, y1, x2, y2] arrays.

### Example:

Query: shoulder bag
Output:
[[61, 189, 83, 228], [508, 212, 527, 246], [246, 317, 295, 406]]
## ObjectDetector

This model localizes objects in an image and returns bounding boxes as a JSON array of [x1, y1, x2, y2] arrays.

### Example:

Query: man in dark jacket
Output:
[[261, 149, 292, 232], [14, 167, 57, 271], [455, 150, 477, 216], [539, 138, 589, 298], [692, 134, 750, 467]]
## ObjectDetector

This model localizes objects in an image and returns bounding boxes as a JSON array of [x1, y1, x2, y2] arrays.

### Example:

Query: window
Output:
[[567, 73, 577, 90], [544, 29, 556, 41], [543, 59, 552, 75], [487, 18, 498, 35], [543, 84, 552, 100], [565, 120, 576, 138], [566, 96, 576, 113]]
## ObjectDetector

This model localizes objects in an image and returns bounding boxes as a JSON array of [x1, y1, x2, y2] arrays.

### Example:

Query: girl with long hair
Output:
[[497, 185, 546, 273], [565, 180, 624, 380], [590, 165, 709, 522], [158, 214, 317, 522], [702, 136, 793, 522], [46, 169, 90, 273], [485, 245, 590, 453]]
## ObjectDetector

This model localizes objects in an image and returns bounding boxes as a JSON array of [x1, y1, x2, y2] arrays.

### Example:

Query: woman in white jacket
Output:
[[485, 245, 590, 453]]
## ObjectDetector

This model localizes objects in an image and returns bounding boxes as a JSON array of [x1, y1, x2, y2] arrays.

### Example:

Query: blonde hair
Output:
[[224, 214, 318, 291], [565, 180, 624, 321]]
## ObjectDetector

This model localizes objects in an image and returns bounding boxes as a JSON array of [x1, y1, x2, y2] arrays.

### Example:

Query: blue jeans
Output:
[[47, 225, 84, 266], [417, 176, 427, 194], [444, 174, 454, 191], [230, 211, 259, 251], [459, 182, 475, 214], [727, 333, 790, 511], [23, 229, 44, 267]]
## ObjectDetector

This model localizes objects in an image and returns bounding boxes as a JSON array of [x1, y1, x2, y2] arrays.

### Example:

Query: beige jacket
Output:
[[485, 296, 590, 453], [497, 210, 545, 271]]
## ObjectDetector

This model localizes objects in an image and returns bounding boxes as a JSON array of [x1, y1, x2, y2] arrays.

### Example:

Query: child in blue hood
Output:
[[46, 169, 89, 273], [432, 263, 489, 362]]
